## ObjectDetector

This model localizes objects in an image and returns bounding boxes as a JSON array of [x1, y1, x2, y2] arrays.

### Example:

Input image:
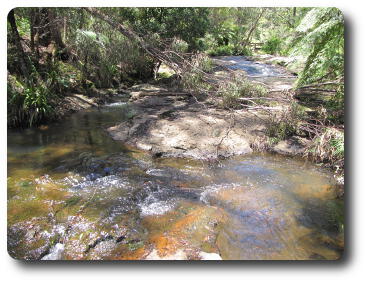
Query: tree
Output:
[[293, 8, 344, 86], [242, 8, 267, 47], [7, 9, 30, 78]]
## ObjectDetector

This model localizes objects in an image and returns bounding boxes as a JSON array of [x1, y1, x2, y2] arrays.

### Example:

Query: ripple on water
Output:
[[105, 102, 127, 107], [139, 200, 177, 217], [68, 175, 131, 192], [8, 122, 343, 260]]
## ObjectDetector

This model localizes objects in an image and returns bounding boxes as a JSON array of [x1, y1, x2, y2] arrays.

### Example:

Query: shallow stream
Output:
[[7, 58, 343, 260]]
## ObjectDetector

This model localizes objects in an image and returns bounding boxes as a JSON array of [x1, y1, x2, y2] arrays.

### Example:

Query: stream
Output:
[[7, 57, 344, 260]]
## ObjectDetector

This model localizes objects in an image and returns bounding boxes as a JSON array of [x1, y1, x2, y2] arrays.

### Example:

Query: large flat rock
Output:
[[106, 85, 275, 159]]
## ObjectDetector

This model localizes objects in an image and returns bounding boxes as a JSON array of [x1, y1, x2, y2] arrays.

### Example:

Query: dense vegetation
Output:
[[7, 7, 344, 177]]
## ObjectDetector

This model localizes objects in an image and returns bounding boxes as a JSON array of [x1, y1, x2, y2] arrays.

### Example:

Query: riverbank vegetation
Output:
[[7, 7, 344, 180]]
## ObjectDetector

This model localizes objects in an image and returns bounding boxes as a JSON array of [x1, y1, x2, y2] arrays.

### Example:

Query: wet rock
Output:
[[144, 248, 222, 260], [87, 238, 118, 260], [142, 203, 226, 259], [272, 136, 310, 156], [7, 218, 57, 260]]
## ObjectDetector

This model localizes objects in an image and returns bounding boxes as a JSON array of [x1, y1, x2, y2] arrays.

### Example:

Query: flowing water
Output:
[[7, 58, 344, 260], [214, 55, 296, 90]]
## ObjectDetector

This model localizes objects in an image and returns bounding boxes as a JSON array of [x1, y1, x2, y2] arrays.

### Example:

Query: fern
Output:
[[292, 8, 344, 86]]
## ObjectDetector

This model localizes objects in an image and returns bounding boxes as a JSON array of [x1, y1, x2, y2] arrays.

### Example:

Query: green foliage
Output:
[[196, 54, 214, 73], [7, 7, 344, 133], [208, 44, 253, 56], [127, 240, 144, 251], [305, 127, 344, 180], [122, 8, 210, 51], [240, 46, 253, 56], [181, 69, 208, 93], [307, 128, 344, 163], [326, 86, 344, 123], [181, 54, 214, 92], [262, 36, 282, 55], [157, 72, 172, 79], [208, 45, 235, 56], [7, 75, 55, 127], [14, 14, 30, 37], [266, 103, 305, 140], [292, 8, 344, 86], [219, 78, 267, 109], [171, 38, 189, 53]]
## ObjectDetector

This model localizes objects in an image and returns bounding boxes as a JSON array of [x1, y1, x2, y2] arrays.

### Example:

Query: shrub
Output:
[[208, 45, 235, 56], [219, 78, 267, 109], [171, 38, 189, 53], [180, 53, 214, 93], [266, 102, 305, 140], [8, 74, 55, 127], [239, 46, 253, 56], [262, 36, 282, 55], [306, 127, 344, 164], [305, 127, 344, 184]]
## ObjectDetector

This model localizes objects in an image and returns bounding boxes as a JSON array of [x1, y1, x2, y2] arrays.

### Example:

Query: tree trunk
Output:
[[8, 9, 30, 78], [47, 8, 66, 50], [63, 15, 67, 42], [30, 8, 35, 52], [243, 8, 266, 47]]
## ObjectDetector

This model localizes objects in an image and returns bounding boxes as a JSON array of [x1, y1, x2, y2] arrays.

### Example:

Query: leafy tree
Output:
[[291, 8, 344, 86], [112, 8, 210, 51]]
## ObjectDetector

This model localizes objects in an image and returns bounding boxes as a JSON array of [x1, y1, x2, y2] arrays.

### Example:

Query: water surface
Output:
[[7, 59, 343, 260]]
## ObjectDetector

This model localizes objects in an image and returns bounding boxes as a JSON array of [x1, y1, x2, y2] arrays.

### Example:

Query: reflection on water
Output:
[[7, 99, 343, 260]]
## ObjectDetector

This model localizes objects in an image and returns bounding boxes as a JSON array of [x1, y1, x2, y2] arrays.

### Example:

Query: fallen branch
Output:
[[298, 88, 337, 93], [238, 97, 290, 102], [297, 79, 343, 89]]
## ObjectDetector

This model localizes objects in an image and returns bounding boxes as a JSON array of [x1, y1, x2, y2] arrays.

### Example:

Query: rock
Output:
[[272, 136, 310, 156], [130, 91, 142, 100], [7, 218, 56, 260], [107, 89, 260, 159], [136, 142, 153, 151]]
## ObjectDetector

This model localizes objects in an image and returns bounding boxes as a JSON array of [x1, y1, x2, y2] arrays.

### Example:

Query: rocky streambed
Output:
[[107, 56, 306, 159], [7, 56, 344, 260]]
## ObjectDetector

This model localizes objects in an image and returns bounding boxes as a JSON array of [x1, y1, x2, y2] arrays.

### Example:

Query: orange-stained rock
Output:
[[149, 235, 181, 257], [143, 203, 226, 258]]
